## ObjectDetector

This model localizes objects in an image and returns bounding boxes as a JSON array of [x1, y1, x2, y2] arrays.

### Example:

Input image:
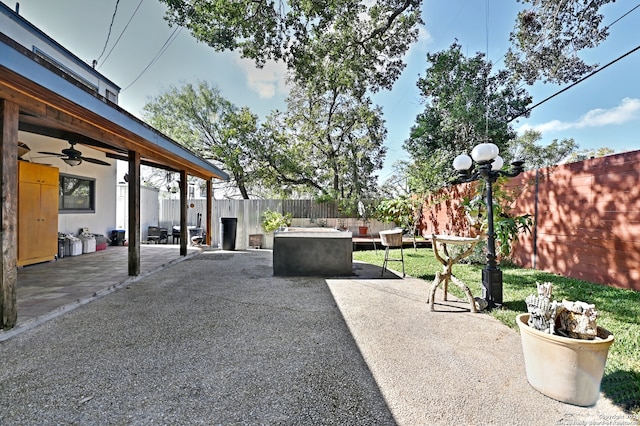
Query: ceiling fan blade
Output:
[[38, 151, 65, 157], [81, 157, 111, 166]]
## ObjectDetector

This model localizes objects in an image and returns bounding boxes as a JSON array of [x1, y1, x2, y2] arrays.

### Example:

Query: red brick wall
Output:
[[419, 184, 473, 237], [420, 150, 640, 291]]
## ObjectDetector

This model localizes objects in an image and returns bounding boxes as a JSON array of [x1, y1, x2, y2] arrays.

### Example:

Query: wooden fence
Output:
[[419, 150, 640, 292], [159, 198, 387, 250]]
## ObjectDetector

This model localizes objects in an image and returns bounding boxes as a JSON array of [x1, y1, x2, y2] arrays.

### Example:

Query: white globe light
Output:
[[491, 155, 504, 171], [471, 143, 499, 163], [453, 154, 472, 171]]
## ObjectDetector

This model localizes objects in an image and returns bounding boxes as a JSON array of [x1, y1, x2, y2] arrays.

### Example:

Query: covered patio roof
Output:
[[1, 30, 228, 329], [0, 32, 228, 181]]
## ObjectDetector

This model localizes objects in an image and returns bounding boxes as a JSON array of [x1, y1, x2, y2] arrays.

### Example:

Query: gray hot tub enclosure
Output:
[[273, 227, 353, 276]]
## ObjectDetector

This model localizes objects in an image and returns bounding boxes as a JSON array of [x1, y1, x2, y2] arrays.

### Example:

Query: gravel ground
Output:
[[0, 250, 635, 425]]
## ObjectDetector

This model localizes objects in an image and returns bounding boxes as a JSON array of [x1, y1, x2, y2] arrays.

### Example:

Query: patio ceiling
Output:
[[0, 33, 228, 182]]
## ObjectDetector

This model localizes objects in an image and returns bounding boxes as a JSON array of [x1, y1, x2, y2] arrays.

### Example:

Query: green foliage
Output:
[[508, 130, 579, 169], [160, 0, 422, 93], [156, 2, 423, 200], [338, 198, 358, 218], [260, 209, 292, 233], [375, 196, 415, 229], [404, 43, 532, 192], [565, 147, 616, 163], [462, 183, 533, 259], [506, 0, 613, 85], [379, 160, 412, 198], [258, 82, 387, 200], [143, 81, 261, 199]]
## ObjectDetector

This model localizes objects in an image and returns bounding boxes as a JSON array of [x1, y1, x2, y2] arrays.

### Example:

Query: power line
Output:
[[490, 2, 640, 70], [607, 3, 640, 27], [508, 43, 640, 123], [96, 0, 121, 63], [121, 26, 182, 92], [99, 0, 146, 69], [120, 0, 202, 92]]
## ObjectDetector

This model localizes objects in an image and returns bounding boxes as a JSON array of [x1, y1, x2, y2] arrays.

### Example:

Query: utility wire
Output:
[[99, 0, 146, 69], [607, 3, 640, 27], [508, 43, 640, 123], [96, 0, 121, 63], [121, 27, 182, 91], [490, 2, 640, 69], [120, 0, 201, 91]]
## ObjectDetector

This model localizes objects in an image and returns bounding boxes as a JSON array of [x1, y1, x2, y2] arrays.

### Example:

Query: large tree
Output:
[[565, 147, 616, 163], [404, 43, 532, 192], [143, 81, 261, 199], [506, 0, 614, 85], [508, 129, 579, 169], [159, 0, 422, 92], [257, 82, 387, 200]]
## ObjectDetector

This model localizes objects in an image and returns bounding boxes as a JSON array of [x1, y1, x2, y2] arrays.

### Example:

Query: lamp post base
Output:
[[482, 268, 503, 308]]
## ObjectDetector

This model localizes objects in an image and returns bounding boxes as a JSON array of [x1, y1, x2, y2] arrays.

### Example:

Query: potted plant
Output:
[[357, 201, 370, 236], [516, 282, 614, 406]]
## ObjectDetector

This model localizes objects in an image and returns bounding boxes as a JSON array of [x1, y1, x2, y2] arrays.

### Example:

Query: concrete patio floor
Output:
[[3, 244, 200, 339], [0, 248, 634, 424]]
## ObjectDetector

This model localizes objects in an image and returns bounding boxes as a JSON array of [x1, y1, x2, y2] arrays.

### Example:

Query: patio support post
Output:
[[0, 99, 19, 329], [206, 180, 212, 246], [179, 170, 188, 256], [128, 151, 140, 276]]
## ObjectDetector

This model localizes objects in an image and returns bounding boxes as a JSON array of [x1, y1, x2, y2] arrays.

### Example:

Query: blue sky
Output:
[[6, 0, 640, 182]]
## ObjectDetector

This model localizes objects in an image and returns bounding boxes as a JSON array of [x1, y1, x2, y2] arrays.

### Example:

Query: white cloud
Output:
[[417, 24, 432, 45], [235, 56, 289, 99], [577, 97, 640, 127], [518, 98, 640, 134]]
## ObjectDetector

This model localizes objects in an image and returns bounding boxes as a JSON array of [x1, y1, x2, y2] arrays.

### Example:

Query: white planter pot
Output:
[[516, 313, 614, 406]]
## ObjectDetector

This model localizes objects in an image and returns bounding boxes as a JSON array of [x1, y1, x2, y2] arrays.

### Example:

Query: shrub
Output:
[[261, 209, 292, 233]]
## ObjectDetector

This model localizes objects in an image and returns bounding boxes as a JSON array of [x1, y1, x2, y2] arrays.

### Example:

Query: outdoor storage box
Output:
[[93, 234, 108, 251], [80, 235, 96, 254], [65, 239, 82, 256]]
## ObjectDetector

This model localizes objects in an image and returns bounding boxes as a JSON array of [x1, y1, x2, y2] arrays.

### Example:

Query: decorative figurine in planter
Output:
[[517, 282, 614, 406]]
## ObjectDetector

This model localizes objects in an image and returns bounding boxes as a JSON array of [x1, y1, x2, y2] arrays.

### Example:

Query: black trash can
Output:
[[110, 230, 126, 246], [219, 217, 237, 250]]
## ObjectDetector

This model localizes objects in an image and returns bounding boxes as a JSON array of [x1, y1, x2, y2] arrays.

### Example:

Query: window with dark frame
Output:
[[59, 174, 95, 213], [106, 89, 117, 103]]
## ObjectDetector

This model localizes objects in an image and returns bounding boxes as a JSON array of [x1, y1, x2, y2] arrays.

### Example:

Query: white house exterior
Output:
[[0, 2, 120, 102], [1, 1, 229, 328], [1, 2, 120, 237]]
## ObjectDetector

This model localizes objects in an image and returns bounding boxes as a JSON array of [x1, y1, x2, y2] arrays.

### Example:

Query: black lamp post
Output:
[[453, 143, 524, 309]]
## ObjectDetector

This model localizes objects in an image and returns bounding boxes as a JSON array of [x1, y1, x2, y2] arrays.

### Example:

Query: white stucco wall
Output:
[[18, 132, 118, 238]]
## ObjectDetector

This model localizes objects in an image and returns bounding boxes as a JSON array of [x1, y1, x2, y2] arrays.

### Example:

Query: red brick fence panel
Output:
[[420, 150, 640, 292]]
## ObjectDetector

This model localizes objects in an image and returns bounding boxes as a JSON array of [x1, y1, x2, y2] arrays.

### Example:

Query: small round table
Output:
[[426, 234, 483, 313]]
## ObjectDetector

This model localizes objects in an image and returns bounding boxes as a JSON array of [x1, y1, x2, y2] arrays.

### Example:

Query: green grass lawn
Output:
[[353, 247, 640, 413]]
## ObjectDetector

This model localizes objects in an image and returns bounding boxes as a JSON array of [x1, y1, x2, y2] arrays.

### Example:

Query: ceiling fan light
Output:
[[63, 157, 82, 166]]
